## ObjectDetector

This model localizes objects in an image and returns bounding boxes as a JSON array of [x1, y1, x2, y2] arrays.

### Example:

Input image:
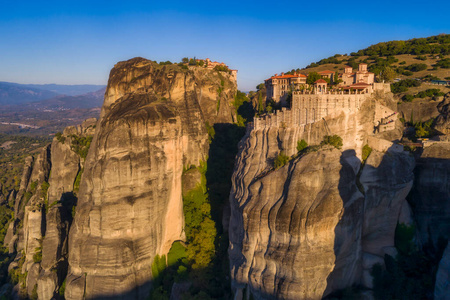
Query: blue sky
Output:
[[0, 0, 449, 91]]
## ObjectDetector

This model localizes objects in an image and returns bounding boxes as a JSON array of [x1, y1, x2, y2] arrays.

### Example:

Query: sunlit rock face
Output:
[[64, 58, 237, 299], [228, 94, 415, 299]]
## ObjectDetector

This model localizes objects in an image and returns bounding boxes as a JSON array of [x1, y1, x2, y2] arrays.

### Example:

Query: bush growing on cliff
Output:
[[205, 122, 215, 144], [296, 139, 308, 153], [70, 135, 93, 159], [32, 247, 42, 263], [362, 144, 372, 162], [41, 181, 49, 200], [274, 152, 290, 169], [320, 135, 343, 150], [58, 279, 66, 296], [55, 132, 65, 144]]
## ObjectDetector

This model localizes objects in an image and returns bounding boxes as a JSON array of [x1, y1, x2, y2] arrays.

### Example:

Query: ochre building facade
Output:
[[265, 63, 375, 104]]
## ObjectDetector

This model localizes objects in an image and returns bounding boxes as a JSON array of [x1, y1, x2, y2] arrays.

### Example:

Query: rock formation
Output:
[[229, 92, 416, 299], [435, 92, 450, 135], [64, 58, 237, 299], [2, 58, 449, 299], [4, 120, 96, 299], [3, 58, 238, 299], [397, 98, 441, 123]]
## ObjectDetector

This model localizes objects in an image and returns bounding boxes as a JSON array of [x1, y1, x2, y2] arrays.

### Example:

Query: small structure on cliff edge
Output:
[[184, 57, 238, 81], [253, 80, 393, 131], [265, 63, 375, 105]]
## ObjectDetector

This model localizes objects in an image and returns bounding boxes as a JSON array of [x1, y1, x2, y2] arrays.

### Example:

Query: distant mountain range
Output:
[[0, 81, 106, 105], [0, 82, 106, 135], [25, 88, 106, 110]]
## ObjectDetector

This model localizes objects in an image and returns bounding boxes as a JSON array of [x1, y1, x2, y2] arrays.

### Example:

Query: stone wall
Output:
[[254, 91, 368, 130]]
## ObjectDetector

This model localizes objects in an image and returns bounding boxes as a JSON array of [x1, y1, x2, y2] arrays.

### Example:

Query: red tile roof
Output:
[[267, 73, 307, 80], [314, 79, 327, 84]]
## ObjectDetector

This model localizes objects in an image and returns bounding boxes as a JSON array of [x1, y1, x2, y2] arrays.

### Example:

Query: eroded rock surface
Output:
[[64, 58, 237, 299], [229, 95, 415, 299], [435, 93, 450, 135]]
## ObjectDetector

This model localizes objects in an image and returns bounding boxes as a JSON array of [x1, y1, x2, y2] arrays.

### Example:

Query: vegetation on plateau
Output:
[[391, 79, 422, 94], [401, 89, 445, 102]]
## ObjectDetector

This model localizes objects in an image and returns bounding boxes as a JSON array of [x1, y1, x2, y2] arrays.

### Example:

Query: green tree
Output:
[[182, 57, 189, 64], [258, 93, 264, 113], [306, 72, 321, 85], [333, 71, 342, 85], [380, 66, 397, 82], [415, 123, 429, 138], [189, 58, 197, 66]]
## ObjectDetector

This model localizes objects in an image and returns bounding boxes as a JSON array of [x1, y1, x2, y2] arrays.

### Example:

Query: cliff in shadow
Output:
[[229, 92, 420, 299]]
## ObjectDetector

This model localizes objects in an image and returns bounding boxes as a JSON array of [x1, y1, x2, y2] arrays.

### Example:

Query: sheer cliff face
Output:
[[229, 97, 415, 299], [229, 148, 364, 299], [65, 58, 237, 299]]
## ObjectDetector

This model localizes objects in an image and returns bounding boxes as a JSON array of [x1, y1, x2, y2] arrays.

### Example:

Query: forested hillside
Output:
[[280, 34, 450, 103]]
